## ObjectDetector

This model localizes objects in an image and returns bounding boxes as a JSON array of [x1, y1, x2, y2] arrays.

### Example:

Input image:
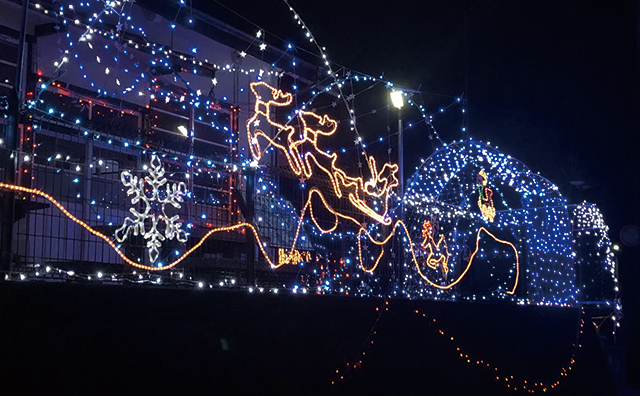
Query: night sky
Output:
[[204, 0, 638, 228], [197, 0, 640, 379]]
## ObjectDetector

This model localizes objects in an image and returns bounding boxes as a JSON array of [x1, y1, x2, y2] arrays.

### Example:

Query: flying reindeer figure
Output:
[[246, 81, 398, 230]]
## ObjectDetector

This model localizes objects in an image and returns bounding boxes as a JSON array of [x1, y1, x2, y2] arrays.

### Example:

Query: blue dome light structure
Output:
[[403, 139, 579, 305]]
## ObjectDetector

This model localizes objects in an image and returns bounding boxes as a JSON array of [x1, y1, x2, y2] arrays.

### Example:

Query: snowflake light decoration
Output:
[[115, 155, 188, 264]]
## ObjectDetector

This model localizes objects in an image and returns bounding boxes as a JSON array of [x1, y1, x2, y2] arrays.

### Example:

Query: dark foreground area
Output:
[[0, 283, 616, 395]]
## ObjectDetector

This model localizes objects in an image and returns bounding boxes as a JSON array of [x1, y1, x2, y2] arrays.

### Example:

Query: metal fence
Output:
[[0, 89, 378, 295]]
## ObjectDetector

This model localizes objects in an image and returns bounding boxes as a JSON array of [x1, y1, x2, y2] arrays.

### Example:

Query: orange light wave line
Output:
[[357, 222, 519, 294], [0, 182, 276, 271]]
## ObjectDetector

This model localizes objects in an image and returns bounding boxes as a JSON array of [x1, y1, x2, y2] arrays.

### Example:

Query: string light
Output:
[[330, 300, 385, 387], [411, 306, 586, 393], [403, 139, 577, 304]]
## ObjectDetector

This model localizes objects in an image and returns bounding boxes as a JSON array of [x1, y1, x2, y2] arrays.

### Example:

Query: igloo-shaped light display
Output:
[[403, 139, 580, 305]]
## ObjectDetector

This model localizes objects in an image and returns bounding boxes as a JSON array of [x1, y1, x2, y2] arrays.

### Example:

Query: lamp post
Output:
[[390, 90, 404, 207], [390, 90, 404, 295]]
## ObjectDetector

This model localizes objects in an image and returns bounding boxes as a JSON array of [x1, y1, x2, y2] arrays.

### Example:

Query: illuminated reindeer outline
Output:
[[247, 82, 398, 239]]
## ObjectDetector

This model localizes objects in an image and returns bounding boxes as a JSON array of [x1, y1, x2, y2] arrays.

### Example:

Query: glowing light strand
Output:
[[330, 300, 386, 387], [357, 221, 519, 294], [0, 182, 275, 271], [412, 306, 587, 393]]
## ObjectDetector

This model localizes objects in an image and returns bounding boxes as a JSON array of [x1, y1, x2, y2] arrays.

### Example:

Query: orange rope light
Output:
[[0, 182, 276, 271], [1, 182, 518, 294], [466, 227, 520, 295], [358, 222, 519, 295], [0, 84, 519, 295]]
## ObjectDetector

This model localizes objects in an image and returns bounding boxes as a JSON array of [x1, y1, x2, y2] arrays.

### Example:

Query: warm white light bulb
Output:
[[390, 90, 404, 109], [177, 126, 189, 136]]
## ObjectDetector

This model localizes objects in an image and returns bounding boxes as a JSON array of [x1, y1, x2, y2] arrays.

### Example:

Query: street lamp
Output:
[[390, 89, 404, 296], [177, 125, 189, 137], [390, 90, 404, 110], [390, 90, 404, 212]]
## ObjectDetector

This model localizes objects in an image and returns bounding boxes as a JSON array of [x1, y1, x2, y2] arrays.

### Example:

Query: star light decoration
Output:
[[115, 155, 188, 264]]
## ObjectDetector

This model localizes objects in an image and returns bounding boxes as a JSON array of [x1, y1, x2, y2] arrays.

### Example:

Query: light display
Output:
[[0, 0, 617, 310], [403, 139, 576, 304], [278, 248, 312, 266], [246, 81, 401, 268], [247, 81, 398, 228], [0, 106, 613, 307], [0, 3, 622, 394]]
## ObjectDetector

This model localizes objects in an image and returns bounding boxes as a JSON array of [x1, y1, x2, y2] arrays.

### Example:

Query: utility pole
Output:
[[1, 0, 29, 274]]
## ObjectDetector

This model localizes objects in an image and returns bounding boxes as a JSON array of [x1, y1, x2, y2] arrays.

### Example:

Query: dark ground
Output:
[[0, 282, 618, 395]]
